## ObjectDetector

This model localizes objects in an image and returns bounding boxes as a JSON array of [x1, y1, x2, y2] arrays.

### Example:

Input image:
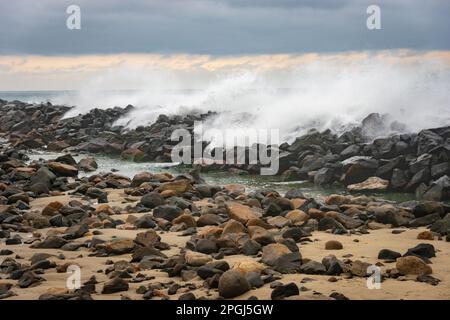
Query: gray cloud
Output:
[[0, 0, 449, 55]]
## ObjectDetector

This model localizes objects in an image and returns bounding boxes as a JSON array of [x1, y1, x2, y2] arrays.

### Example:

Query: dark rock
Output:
[[409, 213, 441, 227], [412, 201, 444, 218], [153, 205, 182, 222], [18, 271, 43, 288], [218, 270, 251, 298], [271, 282, 299, 300], [404, 243, 436, 259], [102, 277, 129, 294], [140, 192, 165, 209], [300, 261, 326, 274], [196, 239, 218, 254], [378, 249, 401, 260], [32, 236, 67, 249], [242, 240, 261, 256]]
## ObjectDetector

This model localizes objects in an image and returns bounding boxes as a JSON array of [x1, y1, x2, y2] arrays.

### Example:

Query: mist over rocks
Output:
[[0, 100, 449, 201]]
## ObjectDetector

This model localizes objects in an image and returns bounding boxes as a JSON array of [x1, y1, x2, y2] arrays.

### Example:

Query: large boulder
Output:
[[48, 162, 78, 177], [218, 270, 251, 298], [153, 205, 182, 222], [396, 256, 432, 275], [140, 192, 165, 209], [226, 202, 260, 224]]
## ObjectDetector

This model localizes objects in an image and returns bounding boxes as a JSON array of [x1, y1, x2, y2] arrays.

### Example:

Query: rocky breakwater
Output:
[[0, 99, 213, 163], [277, 113, 450, 201], [0, 100, 449, 199], [0, 143, 449, 300]]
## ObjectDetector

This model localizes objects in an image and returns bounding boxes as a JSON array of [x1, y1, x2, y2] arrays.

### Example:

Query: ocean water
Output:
[[23, 150, 416, 203], [0, 90, 77, 104]]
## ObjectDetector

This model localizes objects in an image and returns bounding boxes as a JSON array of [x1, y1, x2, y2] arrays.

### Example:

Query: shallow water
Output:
[[25, 150, 417, 203]]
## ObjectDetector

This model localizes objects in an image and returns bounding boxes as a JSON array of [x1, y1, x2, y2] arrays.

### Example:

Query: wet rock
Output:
[[390, 169, 408, 190], [121, 148, 145, 162], [347, 177, 389, 192], [342, 157, 379, 185], [48, 162, 78, 177], [131, 172, 152, 187], [78, 157, 98, 172], [284, 189, 305, 199]]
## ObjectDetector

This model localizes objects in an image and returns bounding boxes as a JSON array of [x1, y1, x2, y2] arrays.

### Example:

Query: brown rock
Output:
[[286, 209, 309, 223], [42, 201, 64, 216], [185, 250, 212, 266], [417, 231, 434, 240], [351, 260, 371, 277], [347, 177, 389, 192], [95, 204, 115, 215], [222, 219, 247, 235], [134, 230, 160, 247], [157, 179, 191, 196], [325, 240, 343, 250], [233, 260, 266, 274], [103, 239, 136, 255], [261, 243, 291, 266], [226, 201, 260, 224], [172, 213, 196, 228], [396, 256, 432, 275], [48, 161, 78, 177], [308, 208, 325, 220]]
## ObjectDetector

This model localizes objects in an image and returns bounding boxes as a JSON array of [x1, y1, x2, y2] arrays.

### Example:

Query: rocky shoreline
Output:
[[1, 99, 449, 200], [0, 99, 450, 300]]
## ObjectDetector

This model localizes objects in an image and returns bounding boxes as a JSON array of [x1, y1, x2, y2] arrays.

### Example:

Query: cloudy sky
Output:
[[0, 0, 449, 90]]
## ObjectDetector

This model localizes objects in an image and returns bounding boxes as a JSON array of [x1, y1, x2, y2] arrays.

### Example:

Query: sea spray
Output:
[[54, 54, 450, 143]]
